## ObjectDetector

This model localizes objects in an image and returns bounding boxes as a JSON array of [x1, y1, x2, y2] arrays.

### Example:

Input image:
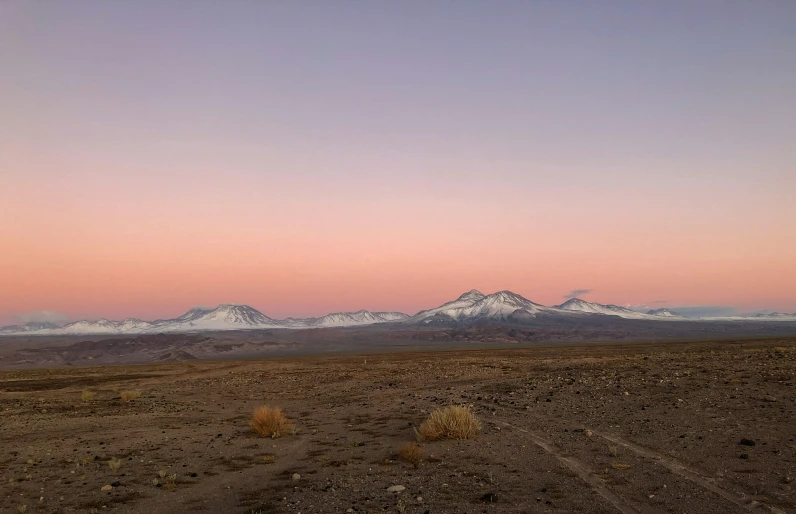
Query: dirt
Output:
[[1, 338, 794, 513]]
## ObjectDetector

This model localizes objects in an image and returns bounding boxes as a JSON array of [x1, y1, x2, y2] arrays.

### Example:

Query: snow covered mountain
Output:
[[157, 305, 283, 332], [59, 319, 122, 334], [307, 310, 409, 327], [408, 290, 564, 323], [0, 321, 60, 333], [2, 292, 794, 335], [745, 312, 796, 321], [0, 305, 410, 335], [171, 308, 213, 323], [281, 310, 409, 328], [647, 308, 686, 318], [555, 298, 654, 320], [407, 289, 487, 322]]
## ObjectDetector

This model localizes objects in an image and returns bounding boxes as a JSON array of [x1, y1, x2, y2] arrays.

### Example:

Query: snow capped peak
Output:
[[186, 304, 280, 328], [456, 289, 486, 301], [0, 321, 60, 333], [174, 307, 213, 322], [647, 308, 685, 318], [409, 289, 554, 323], [117, 319, 155, 331], [746, 312, 796, 320], [59, 319, 119, 334], [558, 298, 589, 308], [309, 310, 409, 327], [374, 312, 410, 322], [555, 298, 654, 319], [486, 290, 535, 304]]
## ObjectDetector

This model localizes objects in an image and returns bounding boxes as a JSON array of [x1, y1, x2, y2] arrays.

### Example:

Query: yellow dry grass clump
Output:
[[81, 390, 96, 402], [418, 405, 481, 441], [398, 442, 423, 468], [108, 458, 121, 474], [120, 390, 141, 402], [251, 405, 293, 438]]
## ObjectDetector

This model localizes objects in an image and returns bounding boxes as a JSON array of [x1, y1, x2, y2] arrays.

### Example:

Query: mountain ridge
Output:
[[2, 290, 794, 335], [555, 298, 656, 320], [647, 308, 686, 318]]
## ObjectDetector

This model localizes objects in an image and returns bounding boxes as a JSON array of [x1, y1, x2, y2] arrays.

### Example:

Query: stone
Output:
[[101, 485, 112, 492], [291, 473, 301, 481], [387, 485, 405, 492]]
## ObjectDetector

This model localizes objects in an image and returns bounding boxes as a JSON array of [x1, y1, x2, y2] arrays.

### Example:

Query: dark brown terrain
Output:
[[2, 319, 796, 369], [1, 337, 795, 513]]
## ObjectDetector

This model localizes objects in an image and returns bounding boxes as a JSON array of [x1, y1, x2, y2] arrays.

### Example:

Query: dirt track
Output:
[[1, 338, 795, 513]]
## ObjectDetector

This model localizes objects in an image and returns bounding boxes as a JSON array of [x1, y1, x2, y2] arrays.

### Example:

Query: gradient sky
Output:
[[1, 1, 795, 324]]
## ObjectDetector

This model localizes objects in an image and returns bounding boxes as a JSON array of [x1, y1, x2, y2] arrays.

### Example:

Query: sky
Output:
[[1, 1, 795, 325]]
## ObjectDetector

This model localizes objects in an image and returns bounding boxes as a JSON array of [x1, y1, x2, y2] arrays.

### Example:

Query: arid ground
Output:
[[2, 337, 795, 513]]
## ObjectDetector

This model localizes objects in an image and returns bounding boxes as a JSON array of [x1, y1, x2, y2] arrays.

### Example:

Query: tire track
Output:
[[494, 420, 645, 514], [590, 429, 787, 514]]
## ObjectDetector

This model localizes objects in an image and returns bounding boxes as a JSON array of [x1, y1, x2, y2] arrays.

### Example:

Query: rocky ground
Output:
[[1, 337, 794, 513]]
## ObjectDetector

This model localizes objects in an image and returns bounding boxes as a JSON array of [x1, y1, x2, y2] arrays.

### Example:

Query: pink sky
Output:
[[1, 2, 795, 324], [2, 147, 794, 323]]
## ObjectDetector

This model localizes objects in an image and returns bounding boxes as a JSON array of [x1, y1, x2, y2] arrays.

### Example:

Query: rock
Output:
[[101, 485, 112, 492], [111, 481, 120, 487], [739, 454, 749, 459], [481, 492, 498, 502], [739, 438, 756, 447], [387, 485, 405, 492], [586, 430, 593, 437], [291, 473, 301, 481], [764, 395, 777, 402]]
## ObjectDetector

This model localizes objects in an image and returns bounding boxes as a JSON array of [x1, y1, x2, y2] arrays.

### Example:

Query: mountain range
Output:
[[1, 290, 794, 335]]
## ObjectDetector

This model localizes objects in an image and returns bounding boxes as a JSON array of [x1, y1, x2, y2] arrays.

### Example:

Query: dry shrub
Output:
[[108, 458, 121, 474], [263, 454, 277, 463], [398, 442, 423, 468], [251, 405, 293, 438], [81, 390, 97, 402], [120, 390, 141, 402], [611, 462, 631, 470], [418, 405, 481, 441]]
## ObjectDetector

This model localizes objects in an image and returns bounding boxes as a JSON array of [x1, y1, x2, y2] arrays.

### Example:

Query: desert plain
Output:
[[1, 337, 795, 513]]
